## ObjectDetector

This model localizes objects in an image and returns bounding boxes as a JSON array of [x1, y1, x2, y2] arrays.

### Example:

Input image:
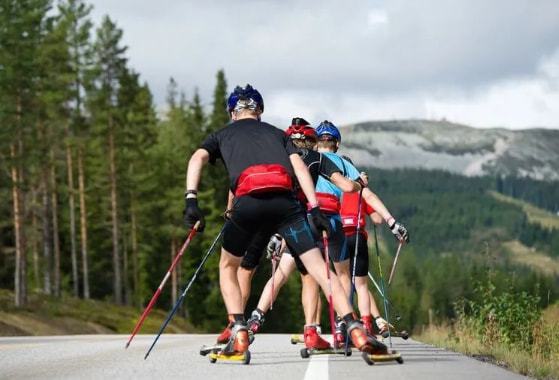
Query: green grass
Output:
[[0, 288, 195, 336], [417, 316, 559, 380]]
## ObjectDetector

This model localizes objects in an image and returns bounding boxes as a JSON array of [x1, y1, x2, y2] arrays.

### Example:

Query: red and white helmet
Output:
[[285, 117, 317, 141]]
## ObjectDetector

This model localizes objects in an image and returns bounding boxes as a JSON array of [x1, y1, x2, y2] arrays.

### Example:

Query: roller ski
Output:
[[362, 315, 410, 341], [299, 325, 350, 358], [290, 334, 304, 345], [348, 320, 395, 364], [382, 329, 409, 340], [362, 349, 404, 365], [200, 343, 225, 356], [202, 322, 252, 365]]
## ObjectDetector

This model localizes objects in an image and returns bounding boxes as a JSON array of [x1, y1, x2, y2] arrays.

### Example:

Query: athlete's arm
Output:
[[369, 211, 384, 225], [362, 187, 393, 223], [289, 153, 319, 207], [330, 172, 361, 193], [319, 154, 361, 192], [186, 148, 210, 193]]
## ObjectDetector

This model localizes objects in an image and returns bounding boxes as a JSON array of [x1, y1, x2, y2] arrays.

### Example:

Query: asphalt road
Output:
[[0, 334, 529, 379]]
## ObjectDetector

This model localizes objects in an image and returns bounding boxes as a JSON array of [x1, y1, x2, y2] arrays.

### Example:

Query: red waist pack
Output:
[[235, 164, 293, 197]]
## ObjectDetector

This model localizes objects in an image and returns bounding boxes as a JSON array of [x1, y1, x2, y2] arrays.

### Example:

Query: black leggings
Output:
[[346, 232, 369, 276]]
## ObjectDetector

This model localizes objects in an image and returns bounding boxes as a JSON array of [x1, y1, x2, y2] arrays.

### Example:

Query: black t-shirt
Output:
[[200, 118, 299, 192], [298, 148, 341, 185]]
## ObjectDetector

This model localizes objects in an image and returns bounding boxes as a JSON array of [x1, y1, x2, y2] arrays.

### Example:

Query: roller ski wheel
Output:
[[208, 350, 251, 365], [363, 349, 403, 365], [362, 352, 374, 365], [300, 348, 310, 358], [290, 334, 304, 345]]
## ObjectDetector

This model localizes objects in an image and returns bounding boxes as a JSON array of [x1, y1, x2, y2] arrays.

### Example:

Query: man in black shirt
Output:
[[184, 85, 380, 355]]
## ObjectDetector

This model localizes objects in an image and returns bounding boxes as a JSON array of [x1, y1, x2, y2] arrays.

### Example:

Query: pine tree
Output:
[[36, 4, 73, 296], [58, 0, 93, 298], [115, 68, 157, 305], [0, 0, 51, 306], [87, 15, 127, 304]]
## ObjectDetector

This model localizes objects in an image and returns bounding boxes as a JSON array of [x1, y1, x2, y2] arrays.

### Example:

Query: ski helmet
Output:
[[285, 117, 317, 141], [315, 120, 341, 142], [227, 84, 264, 113]]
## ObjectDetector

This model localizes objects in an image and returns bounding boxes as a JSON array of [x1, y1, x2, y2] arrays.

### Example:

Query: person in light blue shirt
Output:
[[313, 120, 368, 348]]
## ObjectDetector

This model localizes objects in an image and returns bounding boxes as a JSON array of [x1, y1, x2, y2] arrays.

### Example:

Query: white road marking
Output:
[[303, 354, 329, 380]]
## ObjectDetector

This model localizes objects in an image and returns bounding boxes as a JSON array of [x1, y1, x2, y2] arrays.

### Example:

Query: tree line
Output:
[[0, 0, 229, 310], [1, 1, 556, 334]]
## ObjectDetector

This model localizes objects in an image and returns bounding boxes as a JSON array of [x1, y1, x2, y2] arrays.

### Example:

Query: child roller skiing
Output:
[[183, 86, 383, 360]]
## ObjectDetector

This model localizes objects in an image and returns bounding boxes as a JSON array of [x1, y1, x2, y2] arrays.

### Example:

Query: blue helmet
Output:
[[227, 84, 264, 113], [315, 120, 341, 142]]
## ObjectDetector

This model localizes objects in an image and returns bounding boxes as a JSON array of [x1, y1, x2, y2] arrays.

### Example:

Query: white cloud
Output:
[[88, 0, 559, 129], [367, 9, 388, 27]]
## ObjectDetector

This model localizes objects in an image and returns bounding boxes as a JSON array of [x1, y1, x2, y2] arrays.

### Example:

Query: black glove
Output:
[[184, 198, 205, 232], [389, 220, 409, 243], [309, 206, 332, 237], [223, 209, 233, 221]]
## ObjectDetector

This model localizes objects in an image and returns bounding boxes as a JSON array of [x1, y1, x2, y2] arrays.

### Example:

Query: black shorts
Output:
[[346, 232, 369, 276], [240, 228, 275, 270], [316, 216, 348, 263], [292, 214, 348, 275], [223, 192, 317, 259]]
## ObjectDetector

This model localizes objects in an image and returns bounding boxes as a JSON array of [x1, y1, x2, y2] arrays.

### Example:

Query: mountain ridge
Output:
[[338, 119, 559, 180]]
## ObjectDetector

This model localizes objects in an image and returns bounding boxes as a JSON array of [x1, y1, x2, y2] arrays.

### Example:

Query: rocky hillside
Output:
[[339, 119, 559, 180]]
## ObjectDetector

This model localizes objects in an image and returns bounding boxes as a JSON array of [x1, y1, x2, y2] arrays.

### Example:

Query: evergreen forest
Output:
[[1, 0, 558, 335]]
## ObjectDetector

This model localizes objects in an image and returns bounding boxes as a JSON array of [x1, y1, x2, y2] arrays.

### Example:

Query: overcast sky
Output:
[[89, 0, 559, 129]]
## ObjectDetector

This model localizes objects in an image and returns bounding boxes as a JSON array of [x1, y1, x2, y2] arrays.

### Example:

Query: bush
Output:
[[457, 281, 541, 348]]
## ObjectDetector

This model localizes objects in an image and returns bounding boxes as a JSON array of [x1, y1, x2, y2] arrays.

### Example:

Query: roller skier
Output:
[[313, 121, 409, 340], [184, 85, 382, 360]]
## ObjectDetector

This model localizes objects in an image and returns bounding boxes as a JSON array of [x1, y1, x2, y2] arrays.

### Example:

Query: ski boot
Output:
[[361, 315, 374, 336], [333, 317, 348, 349], [247, 309, 265, 334], [347, 319, 388, 356], [299, 324, 349, 358], [375, 316, 391, 335], [223, 322, 250, 354], [304, 325, 331, 350], [207, 321, 252, 364], [216, 317, 235, 344]]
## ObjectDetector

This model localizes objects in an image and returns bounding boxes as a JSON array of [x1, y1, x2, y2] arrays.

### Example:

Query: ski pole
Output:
[[322, 231, 337, 348], [388, 241, 403, 287], [270, 254, 277, 310], [144, 226, 224, 360], [367, 272, 402, 322], [372, 223, 392, 348], [345, 187, 363, 350], [125, 221, 200, 349]]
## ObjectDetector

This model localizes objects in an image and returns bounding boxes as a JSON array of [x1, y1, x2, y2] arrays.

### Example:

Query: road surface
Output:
[[0, 334, 529, 379]]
